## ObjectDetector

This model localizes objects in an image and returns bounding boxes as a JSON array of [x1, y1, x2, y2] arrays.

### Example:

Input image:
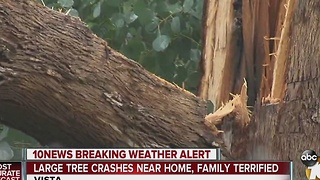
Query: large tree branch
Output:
[[0, 0, 215, 148]]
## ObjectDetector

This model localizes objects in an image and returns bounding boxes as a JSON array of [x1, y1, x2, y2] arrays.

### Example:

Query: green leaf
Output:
[[174, 66, 188, 84], [157, 49, 177, 81], [185, 21, 194, 34], [0, 125, 9, 141], [67, 8, 79, 17], [207, 100, 215, 114], [159, 21, 172, 35], [183, 0, 194, 12], [157, 52, 175, 81], [171, 16, 181, 33], [93, 2, 101, 18], [58, 0, 74, 8], [155, 1, 168, 14], [0, 141, 13, 160], [111, 13, 125, 28], [167, 3, 182, 14], [189, 0, 204, 19], [152, 35, 171, 52], [140, 52, 159, 73], [133, 0, 147, 12], [190, 48, 201, 62], [128, 27, 142, 39], [123, 1, 133, 14], [185, 71, 201, 88], [133, 1, 151, 24], [173, 37, 192, 60], [121, 40, 146, 60], [114, 28, 128, 47], [195, 0, 204, 12], [106, 0, 123, 7], [135, 8, 155, 25], [0, 126, 13, 160], [145, 18, 159, 33], [124, 12, 138, 24]]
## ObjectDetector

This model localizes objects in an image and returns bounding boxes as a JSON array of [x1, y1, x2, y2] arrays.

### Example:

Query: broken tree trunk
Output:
[[0, 0, 215, 148], [199, 0, 287, 160], [199, 0, 243, 109], [250, 0, 320, 179], [201, 0, 320, 179]]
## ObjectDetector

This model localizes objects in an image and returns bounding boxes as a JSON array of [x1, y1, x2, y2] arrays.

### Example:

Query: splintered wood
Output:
[[270, 0, 296, 101], [204, 81, 251, 136], [198, 0, 241, 109]]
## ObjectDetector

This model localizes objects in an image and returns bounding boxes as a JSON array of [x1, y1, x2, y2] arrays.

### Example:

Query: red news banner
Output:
[[0, 162, 21, 180], [27, 161, 290, 174], [25, 148, 292, 180]]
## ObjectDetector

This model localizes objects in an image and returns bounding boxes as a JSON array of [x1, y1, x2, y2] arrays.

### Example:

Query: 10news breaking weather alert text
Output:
[[0, 148, 293, 180]]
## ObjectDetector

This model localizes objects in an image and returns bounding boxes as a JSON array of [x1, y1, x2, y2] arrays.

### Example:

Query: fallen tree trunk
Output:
[[0, 0, 214, 148]]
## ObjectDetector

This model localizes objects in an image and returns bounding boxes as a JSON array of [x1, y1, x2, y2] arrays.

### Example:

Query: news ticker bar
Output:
[[0, 148, 294, 180], [24, 148, 220, 160], [27, 161, 290, 174], [0, 161, 293, 180]]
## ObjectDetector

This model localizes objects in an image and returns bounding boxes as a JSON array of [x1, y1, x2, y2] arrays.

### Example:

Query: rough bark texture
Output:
[[247, 0, 320, 179], [200, 0, 320, 179], [0, 1, 215, 148]]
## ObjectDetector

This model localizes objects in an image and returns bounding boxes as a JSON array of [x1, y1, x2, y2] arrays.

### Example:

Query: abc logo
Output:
[[301, 150, 318, 167]]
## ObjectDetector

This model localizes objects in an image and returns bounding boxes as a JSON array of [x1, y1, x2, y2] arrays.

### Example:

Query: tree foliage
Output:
[[43, 0, 204, 93]]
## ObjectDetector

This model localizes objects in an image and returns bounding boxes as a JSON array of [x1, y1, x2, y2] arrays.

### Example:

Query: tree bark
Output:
[[249, 0, 320, 179], [201, 0, 320, 179], [0, 0, 215, 148]]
